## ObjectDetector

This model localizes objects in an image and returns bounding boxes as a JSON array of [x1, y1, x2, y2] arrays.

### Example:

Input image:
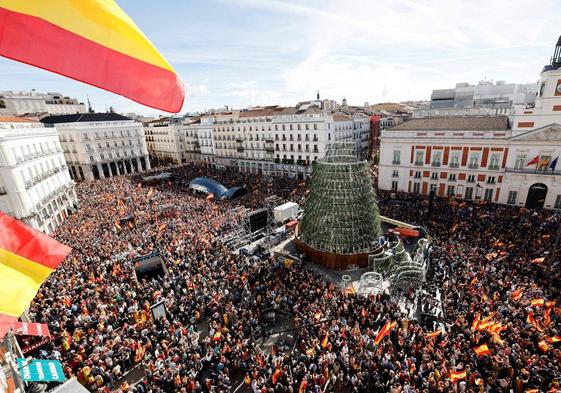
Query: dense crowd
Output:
[[26, 164, 561, 392]]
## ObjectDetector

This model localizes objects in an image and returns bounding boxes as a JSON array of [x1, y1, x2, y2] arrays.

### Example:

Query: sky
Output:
[[1, 0, 560, 116]]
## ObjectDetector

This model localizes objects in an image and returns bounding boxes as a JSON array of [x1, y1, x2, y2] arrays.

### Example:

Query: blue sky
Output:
[[1, 0, 560, 115]]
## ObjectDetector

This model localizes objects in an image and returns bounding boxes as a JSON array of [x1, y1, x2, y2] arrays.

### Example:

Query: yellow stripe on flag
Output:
[[0, 0, 174, 72], [0, 248, 53, 317]]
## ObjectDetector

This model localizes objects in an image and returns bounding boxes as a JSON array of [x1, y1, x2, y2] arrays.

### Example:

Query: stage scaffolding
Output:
[[300, 142, 382, 255]]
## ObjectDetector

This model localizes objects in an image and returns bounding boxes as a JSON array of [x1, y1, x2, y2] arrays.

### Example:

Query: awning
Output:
[[51, 378, 90, 393]]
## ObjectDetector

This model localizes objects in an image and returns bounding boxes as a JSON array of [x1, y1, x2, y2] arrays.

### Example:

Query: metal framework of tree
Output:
[[300, 142, 382, 254]]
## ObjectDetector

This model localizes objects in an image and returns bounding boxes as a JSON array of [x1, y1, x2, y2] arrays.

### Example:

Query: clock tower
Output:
[[511, 36, 561, 133]]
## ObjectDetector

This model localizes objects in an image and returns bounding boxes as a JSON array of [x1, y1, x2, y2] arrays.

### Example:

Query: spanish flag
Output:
[[321, 334, 329, 349], [0, 0, 184, 112], [0, 213, 70, 338], [511, 289, 524, 301], [425, 329, 442, 338], [538, 340, 550, 353], [473, 344, 491, 357], [374, 320, 397, 345], [449, 370, 467, 383], [531, 298, 545, 307], [271, 369, 283, 384]]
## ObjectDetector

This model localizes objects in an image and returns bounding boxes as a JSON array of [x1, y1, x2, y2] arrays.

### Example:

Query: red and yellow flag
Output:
[[511, 289, 524, 301], [321, 334, 329, 349], [425, 329, 442, 338], [0, 213, 70, 338], [0, 0, 184, 112], [374, 320, 397, 345], [527, 311, 544, 332], [271, 369, 283, 385], [450, 370, 467, 383], [473, 344, 491, 357], [531, 298, 545, 307], [538, 340, 550, 353]]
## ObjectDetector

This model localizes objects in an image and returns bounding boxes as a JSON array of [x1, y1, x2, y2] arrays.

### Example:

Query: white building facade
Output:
[[41, 113, 150, 181], [0, 117, 77, 233], [379, 36, 561, 210], [0, 91, 86, 116], [144, 117, 187, 165]]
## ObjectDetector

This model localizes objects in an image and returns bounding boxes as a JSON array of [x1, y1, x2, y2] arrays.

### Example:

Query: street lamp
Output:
[[475, 183, 482, 199]]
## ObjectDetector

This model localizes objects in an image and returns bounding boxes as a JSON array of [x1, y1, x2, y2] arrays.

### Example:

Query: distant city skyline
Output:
[[0, 0, 559, 116]]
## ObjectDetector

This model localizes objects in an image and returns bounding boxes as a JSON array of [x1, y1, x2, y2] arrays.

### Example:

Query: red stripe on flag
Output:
[[0, 213, 70, 269], [0, 7, 184, 113], [0, 313, 18, 339]]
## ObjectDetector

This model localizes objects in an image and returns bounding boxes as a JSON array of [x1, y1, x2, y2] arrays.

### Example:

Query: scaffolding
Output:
[[300, 142, 382, 254]]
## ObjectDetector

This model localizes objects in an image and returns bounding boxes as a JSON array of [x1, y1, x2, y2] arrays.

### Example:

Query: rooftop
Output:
[[40, 113, 131, 124], [238, 105, 323, 118], [0, 116, 38, 123], [389, 115, 509, 131]]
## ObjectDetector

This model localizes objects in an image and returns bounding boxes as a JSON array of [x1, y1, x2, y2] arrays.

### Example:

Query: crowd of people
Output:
[[25, 163, 561, 392]]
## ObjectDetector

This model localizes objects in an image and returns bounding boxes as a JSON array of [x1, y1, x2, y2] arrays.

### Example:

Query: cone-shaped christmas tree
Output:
[[300, 142, 382, 255]]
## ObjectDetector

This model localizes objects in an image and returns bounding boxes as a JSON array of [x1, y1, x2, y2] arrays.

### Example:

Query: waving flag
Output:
[[0, 0, 184, 112], [0, 213, 71, 338], [473, 344, 491, 357], [450, 370, 467, 383], [550, 157, 558, 170], [374, 320, 397, 345], [526, 155, 539, 166]]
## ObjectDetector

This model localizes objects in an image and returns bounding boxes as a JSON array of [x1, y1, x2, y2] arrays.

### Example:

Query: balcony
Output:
[[414, 161, 424, 166], [488, 165, 500, 170], [449, 163, 459, 168], [431, 161, 441, 167], [392, 160, 400, 165], [505, 168, 561, 176], [468, 164, 479, 169]]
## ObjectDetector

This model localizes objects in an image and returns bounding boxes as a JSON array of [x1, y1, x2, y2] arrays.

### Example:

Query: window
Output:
[[430, 172, 438, 180], [554, 195, 561, 209], [432, 151, 442, 166], [469, 153, 480, 168], [314, 124, 317, 130], [392, 151, 401, 165], [414, 171, 421, 179], [465, 187, 473, 200], [448, 173, 456, 181], [449, 152, 460, 167], [508, 191, 518, 205], [391, 180, 398, 191], [392, 170, 399, 177], [488, 153, 500, 169], [430, 184, 437, 193], [514, 155, 525, 170], [487, 176, 496, 184], [467, 175, 475, 183], [415, 151, 424, 165], [447, 185, 455, 196], [484, 189, 493, 201], [413, 183, 421, 194]]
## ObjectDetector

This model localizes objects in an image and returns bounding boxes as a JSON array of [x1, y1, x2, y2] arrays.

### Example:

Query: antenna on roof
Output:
[[317, 90, 320, 100]]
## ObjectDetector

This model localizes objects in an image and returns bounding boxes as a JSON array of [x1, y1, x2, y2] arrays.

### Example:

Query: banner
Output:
[[12, 322, 50, 337], [17, 358, 65, 383]]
